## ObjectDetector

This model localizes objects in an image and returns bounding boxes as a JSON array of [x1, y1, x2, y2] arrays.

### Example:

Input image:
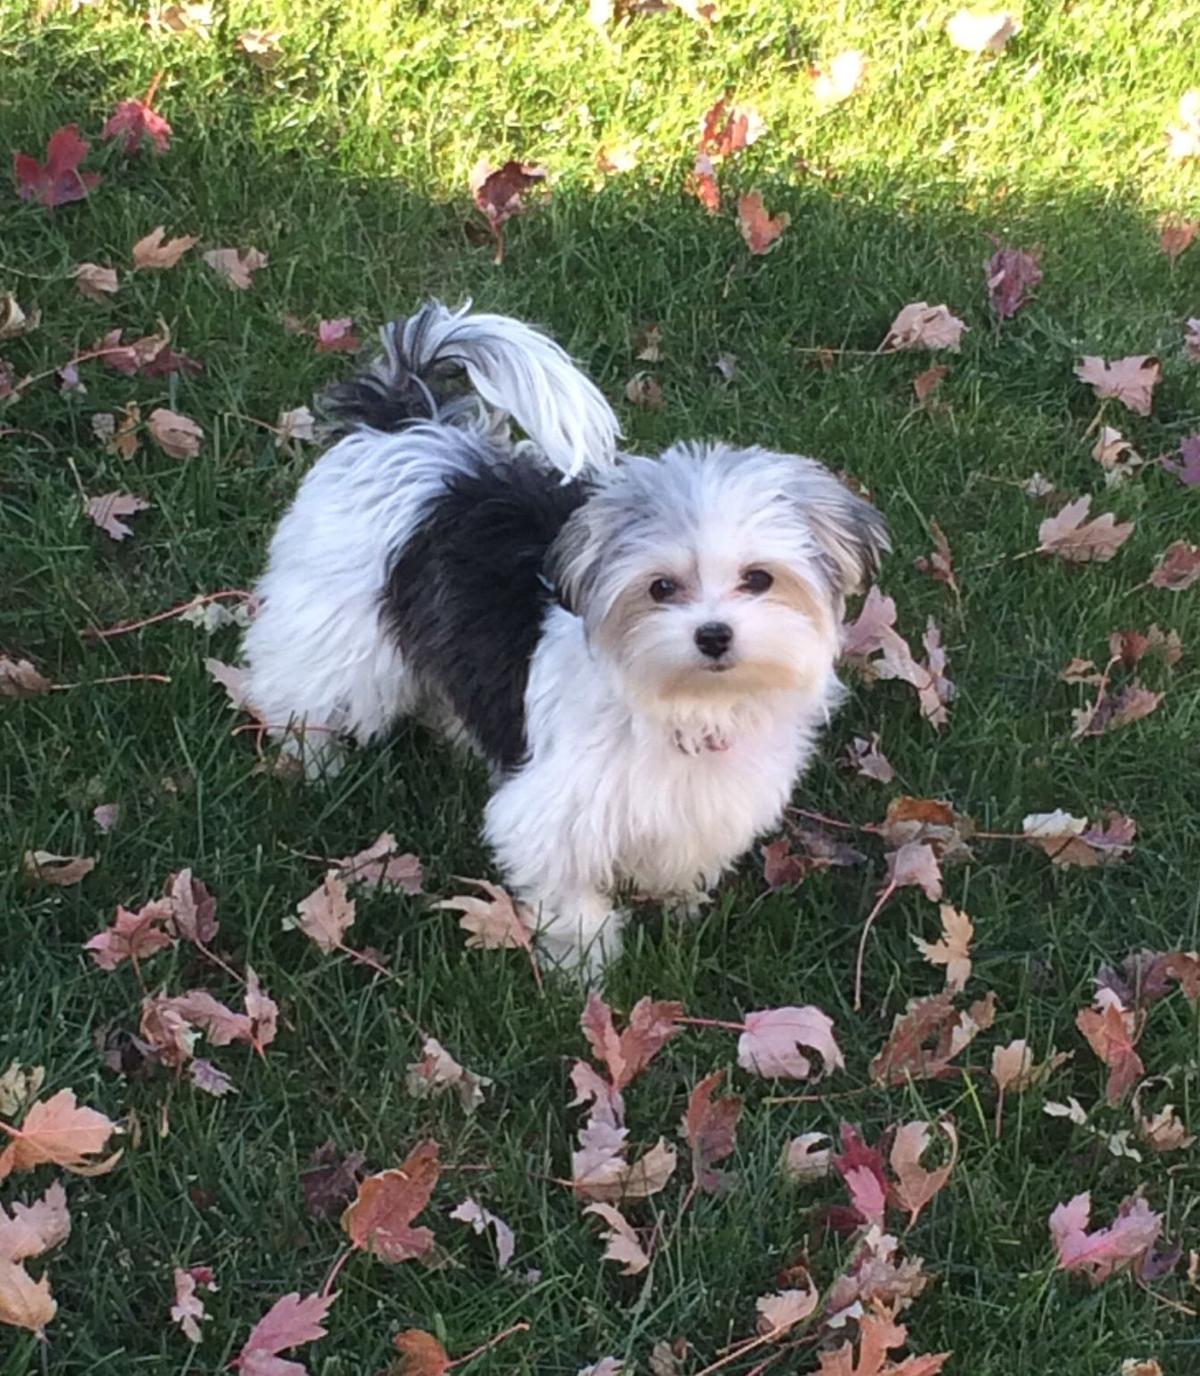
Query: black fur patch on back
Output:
[[382, 456, 590, 772]]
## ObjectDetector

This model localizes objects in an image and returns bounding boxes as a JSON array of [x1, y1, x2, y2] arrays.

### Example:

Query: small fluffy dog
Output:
[[243, 302, 888, 973]]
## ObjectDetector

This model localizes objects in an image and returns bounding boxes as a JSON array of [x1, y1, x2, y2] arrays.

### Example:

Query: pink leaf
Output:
[[315, 318, 361, 353], [102, 99, 172, 155], [13, 124, 101, 207], [985, 242, 1042, 319], [84, 900, 175, 970], [1049, 1192, 1161, 1285], [736, 1006, 844, 1080], [231, 1291, 336, 1375]]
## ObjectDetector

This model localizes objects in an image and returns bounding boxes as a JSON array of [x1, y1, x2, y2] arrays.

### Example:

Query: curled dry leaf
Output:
[[1139, 1104, 1194, 1152], [914, 521, 959, 597], [755, 1280, 819, 1338], [22, 851, 95, 887], [913, 905, 972, 993], [1037, 496, 1133, 563], [573, 1134, 677, 1203], [737, 1005, 844, 1081], [341, 1140, 439, 1262], [844, 734, 895, 783], [841, 591, 954, 729], [1162, 435, 1200, 487], [782, 1132, 831, 1182], [1149, 541, 1200, 591], [469, 160, 546, 264], [190, 1059, 235, 1097], [824, 1225, 932, 1327], [991, 1040, 1071, 1095], [946, 8, 1019, 54], [149, 407, 203, 459], [1050, 1193, 1161, 1285], [879, 797, 975, 863], [882, 302, 967, 352], [1022, 810, 1136, 867], [334, 832, 422, 892], [0, 1089, 121, 1180], [1, 657, 53, 698], [884, 841, 943, 901], [202, 246, 268, 290], [812, 49, 866, 107], [585, 1202, 650, 1275], [889, 1120, 958, 1227], [595, 143, 638, 176], [84, 491, 151, 541], [73, 263, 118, 302], [737, 192, 789, 255], [1074, 355, 1161, 417], [132, 226, 198, 270], [687, 153, 721, 213], [170, 1265, 215, 1343], [405, 1037, 492, 1114], [683, 1070, 742, 1194], [392, 1328, 452, 1376], [985, 243, 1041, 319], [449, 1198, 515, 1268], [230, 1291, 335, 1373], [0, 1065, 46, 1118], [165, 868, 219, 946], [625, 371, 665, 408], [276, 406, 316, 447], [871, 991, 997, 1085], [1091, 426, 1144, 488], [437, 879, 536, 952]]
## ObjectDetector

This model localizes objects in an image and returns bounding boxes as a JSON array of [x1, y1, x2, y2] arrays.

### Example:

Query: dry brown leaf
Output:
[[132, 226, 198, 270], [334, 831, 423, 892], [1091, 426, 1145, 488], [782, 1132, 832, 1182], [1037, 496, 1133, 563], [22, 851, 95, 887], [737, 192, 789, 255], [870, 992, 996, 1085], [990, 1039, 1070, 1094], [84, 491, 150, 541], [913, 905, 973, 993], [844, 734, 894, 783], [405, 1037, 492, 1114], [73, 263, 118, 302], [202, 246, 268, 290], [276, 405, 316, 447], [914, 521, 959, 596], [1159, 216, 1198, 262], [391, 1328, 451, 1376], [1075, 355, 1161, 416], [912, 364, 949, 403], [0, 657, 53, 698], [290, 872, 354, 953], [573, 1130, 676, 1203], [817, 1307, 950, 1375], [625, 372, 665, 408], [1139, 1104, 1195, 1153], [889, 1120, 958, 1226], [235, 27, 283, 66], [882, 302, 967, 352], [585, 1202, 650, 1274], [437, 879, 535, 952], [1149, 541, 1200, 591], [148, 407, 203, 459], [755, 1280, 819, 1337], [341, 1140, 439, 1262], [1077, 993, 1144, 1106], [0, 1089, 121, 1179], [879, 796, 975, 863]]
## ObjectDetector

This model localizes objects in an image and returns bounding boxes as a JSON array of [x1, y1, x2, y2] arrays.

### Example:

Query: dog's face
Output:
[[549, 444, 889, 720]]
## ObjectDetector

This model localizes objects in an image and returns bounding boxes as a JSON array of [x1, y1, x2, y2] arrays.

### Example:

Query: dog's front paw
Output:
[[534, 895, 625, 983]]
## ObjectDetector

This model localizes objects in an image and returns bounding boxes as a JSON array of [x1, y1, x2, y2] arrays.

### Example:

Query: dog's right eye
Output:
[[649, 578, 678, 603]]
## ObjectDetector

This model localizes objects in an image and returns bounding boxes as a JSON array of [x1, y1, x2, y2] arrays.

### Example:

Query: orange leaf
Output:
[[392, 1328, 451, 1376], [0, 1089, 121, 1180], [341, 1140, 439, 1261]]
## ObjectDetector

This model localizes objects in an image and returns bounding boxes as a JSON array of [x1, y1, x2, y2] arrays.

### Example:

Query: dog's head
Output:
[[547, 443, 888, 718]]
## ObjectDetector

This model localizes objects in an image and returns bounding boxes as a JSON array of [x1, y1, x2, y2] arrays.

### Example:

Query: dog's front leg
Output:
[[533, 890, 625, 981]]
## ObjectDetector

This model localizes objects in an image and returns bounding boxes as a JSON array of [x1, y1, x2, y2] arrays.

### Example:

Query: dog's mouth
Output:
[[703, 662, 734, 673]]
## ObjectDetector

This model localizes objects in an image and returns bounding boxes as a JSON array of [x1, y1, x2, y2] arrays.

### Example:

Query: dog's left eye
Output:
[[741, 568, 774, 594]]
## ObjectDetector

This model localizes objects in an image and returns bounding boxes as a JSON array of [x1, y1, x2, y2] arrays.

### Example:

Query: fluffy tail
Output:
[[320, 300, 620, 477]]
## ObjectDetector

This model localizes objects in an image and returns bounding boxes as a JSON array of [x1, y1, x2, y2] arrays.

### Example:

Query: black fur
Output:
[[382, 452, 591, 772]]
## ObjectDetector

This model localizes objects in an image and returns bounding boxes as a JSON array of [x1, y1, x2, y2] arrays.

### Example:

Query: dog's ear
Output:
[[545, 503, 607, 620], [787, 462, 890, 598]]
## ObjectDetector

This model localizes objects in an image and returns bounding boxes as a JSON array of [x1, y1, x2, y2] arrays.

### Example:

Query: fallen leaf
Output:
[[0, 1089, 120, 1180], [782, 1132, 831, 1182], [842, 592, 955, 729], [469, 160, 546, 264], [84, 491, 151, 541], [0, 1066, 46, 1118], [1162, 435, 1200, 487], [737, 192, 789, 254], [1, 657, 54, 697], [276, 406, 317, 447], [315, 318, 361, 354], [22, 851, 95, 887], [914, 521, 959, 597], [1139, 1105, 1194, 1153], [812, 50, 866, 107], [581, 994, 682, 1091], [1022, 810, 1136, 867], [236, 28, 283, 67], [888, 1120, 957, 1226], [437, 879, 536, 952], [164, 869, 219, 945], [151, 1, 214, 35], [1077, 993, 1144, 1105], [170, 1265, 215, 1343], [13, 124, 100, 207], [1037, 496, 1133, 563], [985, 243, 1041, 319], [449, 1198, 515, 1268], [634, 324, 662, 361], [697, 97, 765, 157], [625, 371, 665, 408], [392, 1329, 451, 1376], [73, 263, 118, 302], [1167, 89, 1200, 160], [1159, 216, 1198, 262], [1091, 426, 1144, 488], [341, 1141, 439, 1262], [243, 968, 278, 1054], [572, 1132, 676, 1202], [1186, 318, 1200, 363], [230, 1291, 335, 1373], [1022, 471, 1055, 498], [1075, 355, 1161, 416], [579, 1361, 625, 1376], [882, 302, 967, 352], [595, 143, 639, 176], [844, 734, 895, 783], [713, 350, 738, 382], [684, 1070, 742, 1194], [649, 1341, 688, 1376], [139, 996, 198, 1066], [687, 153, 721, 212], [755, 1281, 819, 1337], [202, 247, 268, 290], [737, 1006, 844, 1081], [58, 361, 86, 394], [991, 1039, 1070, 1094], [824, 1226, 932, 1326], [204, 657, 257, 714], [585, 1202, 649, 1274], [1149, 541, 1200, 591], [817, 1307, 949, 1375], [84, 899, 175, 970], [103, 97, 171, 156], [946, 8, 1019, 54], [912, 364, 949, 403], [300, 1141, 366, 1220], [405, 1037, 492, 1114], [0, 1181, 69, 1263], [913, 906, 972, 992], [190, 1059, 236, 1097], [132, 226, 198, 269], [1121, 1363, 1163, 1376], [148, 407, 203, 459], [876, 799, 971, 861], [290, 872, 355, 953], [870, 991, 997, 1085], [884, 842, 943, 901], [1050, 1193, 1161, 1285]]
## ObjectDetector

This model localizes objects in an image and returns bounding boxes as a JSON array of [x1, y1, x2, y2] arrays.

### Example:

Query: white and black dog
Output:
[[243, 302, 888, 974]]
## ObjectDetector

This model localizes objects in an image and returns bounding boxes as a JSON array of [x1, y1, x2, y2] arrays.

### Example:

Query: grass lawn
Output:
[[3, 0, 1200, 1371]]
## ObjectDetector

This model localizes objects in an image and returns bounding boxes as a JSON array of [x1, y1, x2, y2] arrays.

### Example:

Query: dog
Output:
[[243, 302, 888, 974]]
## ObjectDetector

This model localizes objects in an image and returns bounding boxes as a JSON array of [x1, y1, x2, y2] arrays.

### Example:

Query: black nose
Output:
[[695, 621, 733, 659]]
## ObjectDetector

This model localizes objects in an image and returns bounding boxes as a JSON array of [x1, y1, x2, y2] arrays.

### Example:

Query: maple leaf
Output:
[[625, 371, 665, 408], [912, 363, 949, 404], [0, 1181, 69, 1267], [437, 879, 536, 952], [885, 841, 943, 901], [812, 50, 866, 107], [687, 153, 721, 212], [946, 8, 1018, 53], [333, 832, 422, 892], [1139, 1104, 1194, 1153], [1075, 355, 1161, 416], [341, 1141, 440, 1262], [22, 850, 95, 886], [405, 1037, 492, 1113], [990, 1039, 1070, 1094], [449, 1197, 515, 1268], [1050, 1193, 1161, 1285], [913, 905, 972, 992], [737, 192, 789, 255], [149, 407, 203, 459], [888, 1121, 957, 1227], [697, 97, 765, 158], [984, 243, 1041, 319], [571, 1060, 625, 1129], [755, 1282, 819, 1337], [73, 263, 118, 302], [1022, 810, 1136, 866], [132, 226, 198, 269], [1091, 426, 1144, 488], [202, 247, 268, 290], [829, 1123, 889, 1228], [392, 1329, 451, 1376], [84, 898, 175, 970], [585, 1201, 649, 1274], [0, 1089, 121, 1180], [1, 656, 54, 698], [914, 521, 959, 597], [1077, 992, 1144, 1105], [736, 1006, 844, 1081], [140, 995, 199, 1066], [870, 991, 996, 1085], [1162, 435, 1200, 487], [1158, 216, 1198, 262], [231, 1291, 335, 1375], [276, 406, 317, 448], [165, 869, 219, 945], [581, 994, 682, 1091], [84, 491, 151, 540], [1072, 680, 1162, 740], [0, 1257, 57, 1333], [573, 1133, 676, 1202], [205, 657, 257, 714], [881, 303, 967, 352], [315, 318, 361, 353], [844, 734, 895, 783], [289, 872, 355, 953], [299, 1141, 366, 1220], [762, 828, 866, 888], [1149, 540, 1200, 591], [842, 594, 954, 729], [244, 968, 278, 1053], [683, 1070, 742, 1195], [1037, 496, 1133, 563], [170, 1265, 215, 1343], [469, 160, 546, 264], [236, 28, 283, 67], [103, 98, 172, 155], [190, 1059, 236, 1097], [782, 1132, 831, 1182], [13, 124, 101, 207], [818, 1307, 949, 1375]]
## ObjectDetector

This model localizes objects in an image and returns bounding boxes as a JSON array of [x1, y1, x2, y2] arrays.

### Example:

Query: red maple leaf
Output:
[[13, 125, 101, 208], [102, 99, 172, 156]]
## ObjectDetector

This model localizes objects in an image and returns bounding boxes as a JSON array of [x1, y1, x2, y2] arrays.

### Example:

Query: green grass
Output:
[[3, 0, 1200, 1371]]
